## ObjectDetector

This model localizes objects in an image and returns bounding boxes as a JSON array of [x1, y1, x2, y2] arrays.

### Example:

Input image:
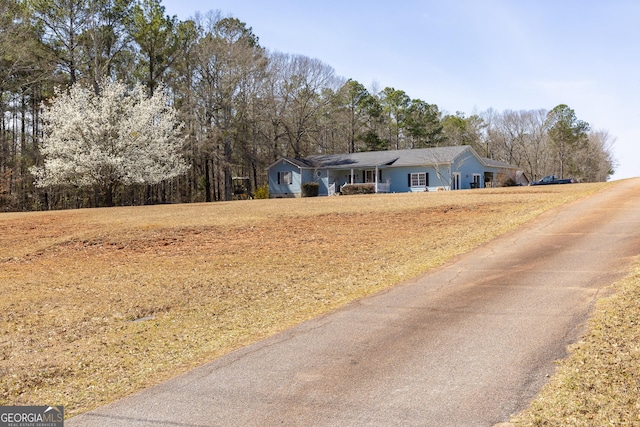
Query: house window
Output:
[[278, 171, 292, 185], [410, 172, 427, 187]]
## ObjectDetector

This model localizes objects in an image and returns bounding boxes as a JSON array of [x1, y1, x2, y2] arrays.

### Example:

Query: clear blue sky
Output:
[[162, 0, 640, 180]]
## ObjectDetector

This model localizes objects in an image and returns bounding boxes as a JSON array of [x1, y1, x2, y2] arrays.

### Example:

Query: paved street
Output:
[[68, 179, 640, 426]]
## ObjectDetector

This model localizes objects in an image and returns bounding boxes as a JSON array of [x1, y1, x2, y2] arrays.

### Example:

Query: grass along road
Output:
[[511, 260, 640, 426], [1, 183, 627, 419]]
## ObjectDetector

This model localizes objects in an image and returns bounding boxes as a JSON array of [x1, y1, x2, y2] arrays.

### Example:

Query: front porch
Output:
[[327, 165, 391, 196]]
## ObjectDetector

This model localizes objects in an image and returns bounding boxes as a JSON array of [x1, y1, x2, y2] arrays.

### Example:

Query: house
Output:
[[267, 145, 520, 198]]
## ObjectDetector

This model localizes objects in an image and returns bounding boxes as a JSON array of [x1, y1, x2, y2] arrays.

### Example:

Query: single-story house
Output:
[[267, 145, 521, 198]]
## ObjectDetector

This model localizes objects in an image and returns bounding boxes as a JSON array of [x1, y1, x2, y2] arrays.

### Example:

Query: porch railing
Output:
[[328, 182, 336, 196], [376, 182, 391, 193]]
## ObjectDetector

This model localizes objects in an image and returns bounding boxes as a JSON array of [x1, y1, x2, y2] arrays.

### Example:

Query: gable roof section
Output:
[[481, 157, 519, 170], [266, 157, 311, 170]]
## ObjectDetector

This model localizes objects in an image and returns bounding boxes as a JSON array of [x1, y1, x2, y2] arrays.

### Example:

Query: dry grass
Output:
[[512, 261, 640, 426], [0, 184, 608, 417]]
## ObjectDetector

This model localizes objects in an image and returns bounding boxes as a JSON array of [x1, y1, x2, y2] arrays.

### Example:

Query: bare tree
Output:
[[519, 109, 552, 181], [483, 107, 613, 182], [191, 12, 267, 200], [276, 54, 342, 158], [574, 130, 616, 182], [485, 109, 553, 181]]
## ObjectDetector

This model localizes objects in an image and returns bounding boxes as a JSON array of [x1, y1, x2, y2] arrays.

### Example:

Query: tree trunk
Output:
[[205, 158, 212, 202], [104, 184, 115, 207]]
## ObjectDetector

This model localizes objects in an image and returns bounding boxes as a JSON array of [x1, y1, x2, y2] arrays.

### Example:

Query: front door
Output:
[[452, 172, 461, 190], [473, 174, 481, 188]]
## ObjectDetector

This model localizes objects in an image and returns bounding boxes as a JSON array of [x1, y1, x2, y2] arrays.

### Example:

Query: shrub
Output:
[[341, 183, 375, 195], [499, 177, 518, 187], [253, 185, 269, 199], [301, 182, 319, 197]]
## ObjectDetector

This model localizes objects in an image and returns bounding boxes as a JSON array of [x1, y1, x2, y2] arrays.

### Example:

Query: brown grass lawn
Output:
[[0, 184, 609, 416]]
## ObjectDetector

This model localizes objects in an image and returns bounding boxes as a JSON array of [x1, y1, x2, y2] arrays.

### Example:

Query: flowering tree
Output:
[[31, 80, 189, 206]]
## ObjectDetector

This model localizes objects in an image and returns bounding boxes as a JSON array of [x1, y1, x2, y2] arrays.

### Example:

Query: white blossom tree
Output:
[[31, 80, 189, 206]]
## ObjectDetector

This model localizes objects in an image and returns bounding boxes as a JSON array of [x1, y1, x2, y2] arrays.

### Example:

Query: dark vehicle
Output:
[[529, 175, 576, 185]]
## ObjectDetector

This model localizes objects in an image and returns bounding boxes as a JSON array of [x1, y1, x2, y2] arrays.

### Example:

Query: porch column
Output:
[[375, 165, 379, 193], [350, 169, 354, 184]]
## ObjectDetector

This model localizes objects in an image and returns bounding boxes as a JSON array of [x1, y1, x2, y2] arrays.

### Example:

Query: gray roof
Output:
[[482, 157, 517, 169], [300, 145, 471, 169], [270, 145, 519, 171]]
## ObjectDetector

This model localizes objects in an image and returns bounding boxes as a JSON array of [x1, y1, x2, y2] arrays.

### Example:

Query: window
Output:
[[409, 172, 427, 187], [278, 171, 292, 185]]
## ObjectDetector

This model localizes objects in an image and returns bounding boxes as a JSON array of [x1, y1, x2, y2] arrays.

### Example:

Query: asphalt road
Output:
[[68, 179, 640, 427]]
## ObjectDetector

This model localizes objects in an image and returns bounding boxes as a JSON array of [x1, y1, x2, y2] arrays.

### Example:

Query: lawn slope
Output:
[[0, 184, 610, 416]]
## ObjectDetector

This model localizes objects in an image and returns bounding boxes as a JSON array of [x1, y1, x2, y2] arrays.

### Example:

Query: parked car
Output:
[[529, 175, 576, 185]]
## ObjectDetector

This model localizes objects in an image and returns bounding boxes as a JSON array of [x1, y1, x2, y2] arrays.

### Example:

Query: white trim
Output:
[[410, 172, 427, 188], [265, 157, 304, 171]]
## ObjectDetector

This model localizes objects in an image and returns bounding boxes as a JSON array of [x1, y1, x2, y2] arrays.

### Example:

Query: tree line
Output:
[[0, 0, 616, 210]]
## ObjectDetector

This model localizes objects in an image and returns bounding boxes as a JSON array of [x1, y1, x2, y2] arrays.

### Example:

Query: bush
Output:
[[301, 182, 319, 197], [499, 177, 518, 187], [341, 183, 375, 195], [253, 185, 269, 199]]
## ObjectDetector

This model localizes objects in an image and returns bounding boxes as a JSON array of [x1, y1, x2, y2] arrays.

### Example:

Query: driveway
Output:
[[68, 179, 640, 426]]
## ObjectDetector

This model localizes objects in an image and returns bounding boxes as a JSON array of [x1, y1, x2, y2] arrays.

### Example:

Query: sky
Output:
[[161, 0, 640, 180]]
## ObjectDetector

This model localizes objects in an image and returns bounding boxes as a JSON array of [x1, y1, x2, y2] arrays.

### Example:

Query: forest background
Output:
[[0, 0, 616, 210]]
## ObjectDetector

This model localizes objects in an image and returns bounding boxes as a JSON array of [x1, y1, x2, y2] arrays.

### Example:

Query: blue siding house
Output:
[[267, 145, 520, 198]]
